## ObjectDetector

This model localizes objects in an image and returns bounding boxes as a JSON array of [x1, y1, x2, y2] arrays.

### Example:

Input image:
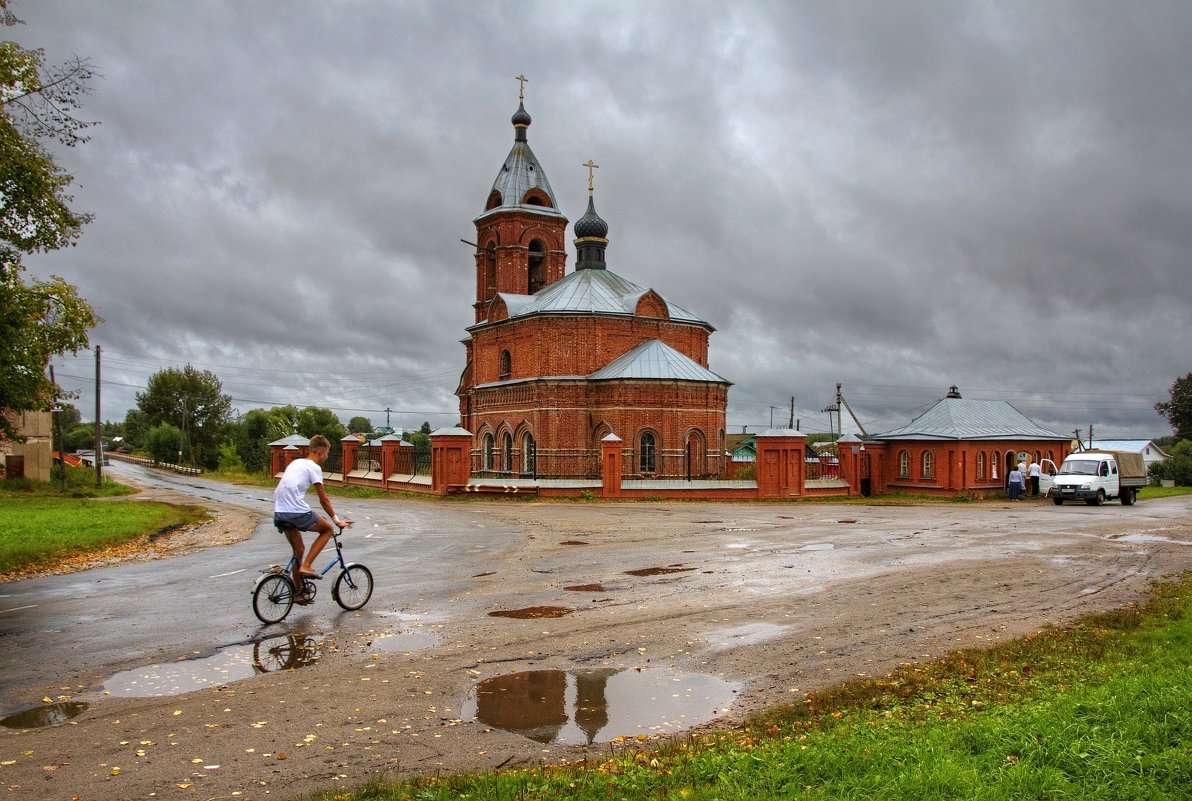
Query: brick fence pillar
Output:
[[836, 433, 863, 496], [601, 433, 623, 498], [340, 436, 359, 485], [431, 427, 473, 496], [754, 429, 807, 499]]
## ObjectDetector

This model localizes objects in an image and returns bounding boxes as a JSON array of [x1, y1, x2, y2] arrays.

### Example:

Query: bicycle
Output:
[[251, 522, 374, 624]]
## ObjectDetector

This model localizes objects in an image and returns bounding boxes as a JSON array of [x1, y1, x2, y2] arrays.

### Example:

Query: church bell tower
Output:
[[471, 75, 569, 324]]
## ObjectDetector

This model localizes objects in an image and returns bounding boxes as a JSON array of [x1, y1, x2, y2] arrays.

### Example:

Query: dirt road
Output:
[[2, 492, 1190, 800]]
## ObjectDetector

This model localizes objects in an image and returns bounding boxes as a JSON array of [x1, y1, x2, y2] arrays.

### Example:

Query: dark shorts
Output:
[[274, 511, 320, 533]]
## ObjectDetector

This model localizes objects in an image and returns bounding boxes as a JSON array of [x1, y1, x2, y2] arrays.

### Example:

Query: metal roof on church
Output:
[[474, 139, 566, 222], [487, 267, 710, 327], [589, 339, 730, 383], [872, 398, 1068, 441]]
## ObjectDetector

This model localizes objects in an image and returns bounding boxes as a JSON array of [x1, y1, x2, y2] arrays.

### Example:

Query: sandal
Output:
[[298, 569, 322, 580], [293, 592, 314, 605]]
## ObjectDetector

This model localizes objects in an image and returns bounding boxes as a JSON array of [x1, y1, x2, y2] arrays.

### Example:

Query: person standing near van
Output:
[[1028, 461, 1041, 496], [1007, 466, 1025, 500]]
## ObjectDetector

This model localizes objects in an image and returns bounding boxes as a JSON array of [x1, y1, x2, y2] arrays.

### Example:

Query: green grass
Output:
[[1139, 485, 1192, 500], [0, 496, 207, 573], [312, 574, 1192, 801]]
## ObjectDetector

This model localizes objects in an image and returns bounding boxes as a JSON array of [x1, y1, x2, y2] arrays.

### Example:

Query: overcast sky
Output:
[[17, 0, 1191, 439]]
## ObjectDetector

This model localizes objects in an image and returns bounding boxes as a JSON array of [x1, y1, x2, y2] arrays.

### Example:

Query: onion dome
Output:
[[574, 196, 609, 239], [574, 195, 609, 269], [511, 101, 532, 138]]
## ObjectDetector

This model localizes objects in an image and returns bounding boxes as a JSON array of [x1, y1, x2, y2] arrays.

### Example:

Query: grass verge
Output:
[[312, 573, 1192, 801], [0, 474, 207, 574]]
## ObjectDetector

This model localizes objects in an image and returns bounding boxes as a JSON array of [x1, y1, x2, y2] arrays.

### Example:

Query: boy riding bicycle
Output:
[[272, 434, 352, 603]]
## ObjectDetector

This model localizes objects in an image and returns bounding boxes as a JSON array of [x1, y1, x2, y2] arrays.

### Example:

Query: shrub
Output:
[[1148, 439, 1192, 486]]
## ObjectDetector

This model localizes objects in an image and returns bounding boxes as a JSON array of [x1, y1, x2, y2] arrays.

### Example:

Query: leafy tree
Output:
[[63, 423, 93, 451], [121, 408, 149, 450], [419, 421, 432, 435], [0, 2, 99, 438], [1155, 373, 1192, 440], [56, 402, 80, 431], [136, 365, 231, 468], [347, 416, 372, 434], [144, 423, 182, 464], [1148, 440, 1192, 487], [403, 430, 431, 463], [216, 439, 245, 473], [224, 406, 293, 474], [297, 406, 346, 466]]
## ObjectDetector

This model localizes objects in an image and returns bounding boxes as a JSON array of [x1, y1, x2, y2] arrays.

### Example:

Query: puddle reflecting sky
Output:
[[102, 624, 438, 697], [461, 667, 736, 745]]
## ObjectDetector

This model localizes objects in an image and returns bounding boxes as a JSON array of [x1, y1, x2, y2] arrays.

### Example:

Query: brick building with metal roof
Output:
[[456, 90, 730, 479], [866, 385, 1073, 496]]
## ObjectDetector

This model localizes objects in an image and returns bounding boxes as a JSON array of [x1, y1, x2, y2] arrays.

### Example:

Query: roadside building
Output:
[[1089, 439, 1169, 469], [1, 410, 53, 481], [868, 386, 1072, 497]]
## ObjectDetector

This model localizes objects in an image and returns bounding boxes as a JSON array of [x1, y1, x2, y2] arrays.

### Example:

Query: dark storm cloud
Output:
[[17, 0, 1191, 437]]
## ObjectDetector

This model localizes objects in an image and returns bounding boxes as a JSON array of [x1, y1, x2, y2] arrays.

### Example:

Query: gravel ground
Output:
[[2, 489, 1190, 801]]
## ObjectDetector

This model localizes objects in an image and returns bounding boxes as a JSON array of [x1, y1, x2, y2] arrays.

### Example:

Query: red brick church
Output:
[[456, 86, 730, 479]]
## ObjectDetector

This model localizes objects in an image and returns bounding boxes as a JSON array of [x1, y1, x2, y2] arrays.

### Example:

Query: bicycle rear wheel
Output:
[[253, 574, 294, 624], [332, 564, 373, 610]]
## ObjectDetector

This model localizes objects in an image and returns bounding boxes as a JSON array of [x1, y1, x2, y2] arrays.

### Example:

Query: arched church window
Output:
[[921, 451, 934, 479], [977, 451, 987, 480], [898, 450, 910, 478], [502, 433, 513, 472], [640, 432, 657, 474], [527, 239, 546, 294], [485, 243, 497, 299], [485, 190, 502, 211], [522, 433, 536, 477], [482, 433, 494, 471], [498, 350, 511, 380]]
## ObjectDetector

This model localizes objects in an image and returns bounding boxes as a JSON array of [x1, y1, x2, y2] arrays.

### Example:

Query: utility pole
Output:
[[49, 365, 65, 492], [789, 396, 795, 429], [94, 346, 102, 487], [385, 407, 392, 429]]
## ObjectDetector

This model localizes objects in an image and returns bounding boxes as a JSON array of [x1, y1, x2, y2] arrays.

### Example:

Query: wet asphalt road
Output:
[[0, 461, 518, 716]]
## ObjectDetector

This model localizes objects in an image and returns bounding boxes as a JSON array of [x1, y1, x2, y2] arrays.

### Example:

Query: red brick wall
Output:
[[467, 314, 712, 386], [464, 378, 727, 478], [474, 211, 568, 323], [878, 440, 1071, 496]]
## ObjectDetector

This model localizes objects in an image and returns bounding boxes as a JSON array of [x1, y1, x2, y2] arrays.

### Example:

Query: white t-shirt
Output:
[[274, 458, 324, 514]]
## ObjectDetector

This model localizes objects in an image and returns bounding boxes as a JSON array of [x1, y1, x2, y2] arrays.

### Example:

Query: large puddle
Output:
[[461, 667, 736, 745], [102, 624, 437, 697]]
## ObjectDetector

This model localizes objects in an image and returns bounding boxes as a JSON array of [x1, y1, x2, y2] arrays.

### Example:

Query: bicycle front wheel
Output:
[[332, 564, 373, 610], [253, 574, 294, 624]]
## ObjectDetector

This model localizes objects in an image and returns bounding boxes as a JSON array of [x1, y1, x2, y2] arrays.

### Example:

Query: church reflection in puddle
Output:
[[462, 668, 736, 745]]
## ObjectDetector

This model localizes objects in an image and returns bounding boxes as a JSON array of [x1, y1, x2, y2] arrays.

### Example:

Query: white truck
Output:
[[1048, 450, 1148, 506]]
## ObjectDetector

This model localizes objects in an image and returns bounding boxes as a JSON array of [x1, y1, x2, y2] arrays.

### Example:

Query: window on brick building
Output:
[[523, 433, 536, 477], [898, 450, 910, 478], [482, 433, 494, 471], [528, 239, 546, 294], [502, 433, 513, 472], [484, 243, 497, 300], [498, 350, 511, 380], [640, 432, 657, 474], [977, 451, 987, 480], [921, 451, 934, 479]]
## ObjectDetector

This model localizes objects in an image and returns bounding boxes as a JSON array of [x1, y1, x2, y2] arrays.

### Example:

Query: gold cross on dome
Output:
[[582, 159, 599, 194], [515, 74, 528, 101]]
